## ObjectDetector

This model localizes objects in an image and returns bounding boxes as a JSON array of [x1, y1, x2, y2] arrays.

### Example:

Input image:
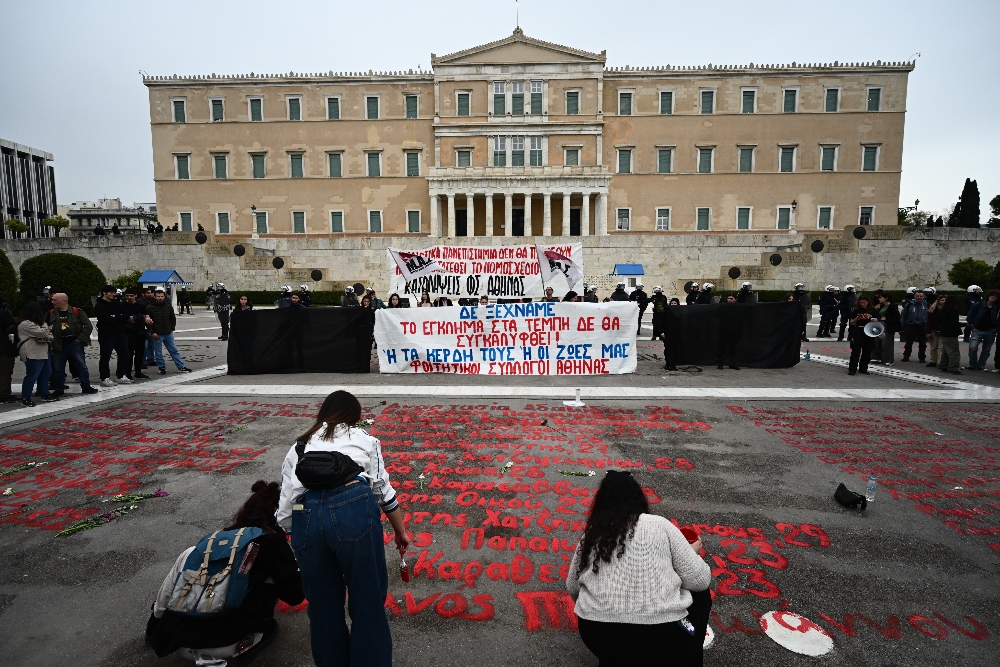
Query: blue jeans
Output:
[[969, 331, 996, 369], [152, 332, 187, 371], [22, 356, 52, 400], [52, 340, 92, 391], [292, 482, 391, 667], [144, 333, 155, 365]]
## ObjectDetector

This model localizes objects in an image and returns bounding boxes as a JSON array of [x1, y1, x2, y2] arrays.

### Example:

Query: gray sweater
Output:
[[566, 514, 712, 625]]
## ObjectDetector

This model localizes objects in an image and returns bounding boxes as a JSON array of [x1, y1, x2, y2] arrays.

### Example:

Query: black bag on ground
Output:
[[293, 440, 363, 490], [834, 483, 868, 510]]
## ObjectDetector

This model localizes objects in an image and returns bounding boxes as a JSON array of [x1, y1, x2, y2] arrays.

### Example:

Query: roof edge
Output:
[[432, 28, 606, 65]]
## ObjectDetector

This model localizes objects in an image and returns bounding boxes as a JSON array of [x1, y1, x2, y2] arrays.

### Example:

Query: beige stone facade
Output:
[[145, 29, 912, 239]]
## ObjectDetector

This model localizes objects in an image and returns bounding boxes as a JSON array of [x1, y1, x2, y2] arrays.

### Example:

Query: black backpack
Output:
[[294, 440, 363, 490]]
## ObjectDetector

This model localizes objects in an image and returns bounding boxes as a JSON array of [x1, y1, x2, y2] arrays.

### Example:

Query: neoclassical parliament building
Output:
[[145, 29, 913, 239]]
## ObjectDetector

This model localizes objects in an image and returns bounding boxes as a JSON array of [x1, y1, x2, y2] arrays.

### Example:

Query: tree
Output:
[[4, 218, 29, 237], [958, 178, 981, 228], [988, 195, 1000, 228], [111, 269, 143, 290], [990, 261, 1000, 290], [42, 215, 71, 238], [0, 247, 17, 307], [946, 202, 961, 227], [18, 253, 106, 315], [947, 258, 993, 290]]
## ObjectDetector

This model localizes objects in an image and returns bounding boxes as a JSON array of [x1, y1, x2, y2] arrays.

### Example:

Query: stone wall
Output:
[[1, 228, 995, 298]]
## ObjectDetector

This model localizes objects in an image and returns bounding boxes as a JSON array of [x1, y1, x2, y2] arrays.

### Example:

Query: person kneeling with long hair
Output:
[[567, 471, 712, 666], [146, 481, 304, 665]]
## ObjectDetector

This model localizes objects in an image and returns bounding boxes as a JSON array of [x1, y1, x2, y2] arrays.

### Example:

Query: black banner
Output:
[[227, 308, 374, 375], [662, 302, 801, 368]]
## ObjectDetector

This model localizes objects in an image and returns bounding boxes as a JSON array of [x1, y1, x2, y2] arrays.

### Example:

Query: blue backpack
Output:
[[165, 527, 264, 616]]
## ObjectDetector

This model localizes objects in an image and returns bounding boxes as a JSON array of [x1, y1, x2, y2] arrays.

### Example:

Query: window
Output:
[[696, 207, 711, 230], [406, 152, 420, 176], [366, 152, 381, 177], [172, 99, 186, 123], [618, 149, 632, 174], [656, 208, 670, 230], [292, 211, 306, 233], [366, 96, 379, 120], [657, 149, 672, 173], [530, 81, 543, 114], [175, 154, 190, 180], [211, 99, 224, 122], [493, 136, 506, 166], [777, 206, 792, 230], [330, 211, 344, 233], [457, 150, 471, 167], [511, 136, 525, 166], [742, 89, 756, 114], [457, 92, 470, 117], [511, 82, 524, 115], [698, 148, 713, 174], [251, 154, 265, 178], [179, 212, 192, 231], [867, 87, 881, 112], [616, 208, 630, 231], [659, 91, 673, 115], [216, 211, 230, 234], [825, 88, 839, 112], [328, 153, 342, 177], [493, 82, 506, 115], [783, 89, 798, 113], [287, 97, 302, 121], [619, 91, 632, 116], [737, 207, 751, 230], [407, 210, 421, 233], [566, 90, 579, 115], [405, 94, 418, 119], [817, 206, 833, 229], [213, 154, 228, 179], [327, 96, 340, 120], [859, 206, 874, 225], [369, 210, 382, 233], [529, 137, 543, 166], [254, 211, 268, 234], [863, 145, 878, 171], [290, 153, 304, 178], [739, 147, 754, 173], [565, 148, 580, 166], [700, 90, 714, 114], [249, 97, 263, 122], [821, 146, 837, 172], [780, 146, 795, 173]]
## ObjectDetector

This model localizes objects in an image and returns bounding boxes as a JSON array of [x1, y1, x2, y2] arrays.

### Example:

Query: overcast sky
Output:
[[2, 0, 997, 217]]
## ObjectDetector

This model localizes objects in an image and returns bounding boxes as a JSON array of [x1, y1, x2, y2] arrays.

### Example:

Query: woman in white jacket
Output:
[[277, 390, 409, 667], [16, 301, 56, 407]]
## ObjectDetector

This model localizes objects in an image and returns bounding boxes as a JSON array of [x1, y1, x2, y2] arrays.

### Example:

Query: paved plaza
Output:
[[1, 311, 998, 666]]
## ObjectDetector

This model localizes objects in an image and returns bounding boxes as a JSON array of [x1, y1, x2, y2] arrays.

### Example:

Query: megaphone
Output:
[[864, 321, 886, 339]]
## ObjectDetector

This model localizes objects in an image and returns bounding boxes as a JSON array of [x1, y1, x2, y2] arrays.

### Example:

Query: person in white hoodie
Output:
[[567, 471, 712, 666], [277, 390, 408, 667]]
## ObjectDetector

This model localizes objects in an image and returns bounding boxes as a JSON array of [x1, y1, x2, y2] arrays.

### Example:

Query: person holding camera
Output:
[[848, 295, 877, 375]]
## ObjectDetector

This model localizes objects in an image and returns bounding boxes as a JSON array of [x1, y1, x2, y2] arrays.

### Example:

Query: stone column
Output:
[[543, 192, 552, 237], [446, 193, 456, 238], [597, 192, 608, 235], [581, 193, 590, 236], [485, 193, 494, 237], [523, 194, 532, 237], [467, 193, 476, 236], [562, 193, 571, 236], [429, 194, 440, 236], [504, 193, 513, 238]]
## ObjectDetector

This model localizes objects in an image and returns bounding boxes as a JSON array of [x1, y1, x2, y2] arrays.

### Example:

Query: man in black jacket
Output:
[[696, 283, 715, 304], [609, 281, 630, 302], [146, 288, 193, 375], [686, 282, 701, 305], [95, 286, 132, 386], [837, 285, 857, 341], [0, 296, 17, 402], [629, 283, 648, 329], [214, 283, 232, 341], [123, 289, 152, 380]]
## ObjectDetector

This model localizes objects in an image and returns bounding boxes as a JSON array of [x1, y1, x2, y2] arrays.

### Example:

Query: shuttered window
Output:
[[867, 88, 881, 112], [328, 153, 342, 178], [619, 92, 632, 116], [327, 97, 340, 120], [211, 99, 224, 121], [566, 91, 579, 115], [696, 208, 710, 230], [700, 90, 714, 114], [290, 153, 304, 178], [529, 137, 543, 166], [288, 97, 301, 121], [825, 89, 839, 112], [493, 82, 506, 115], [511, 136, 525, 166], [367, 153, 380, 177], [330, 211, 343, 233], [217, 212, 230, 234], [292, 211, 305, 233], [512, 82, 524, 115], [366, 96, 379, 120], [213, 155, 227, 179], [175, 155, 190, 180], [530, 81, 542, 114], [172, 100, 186, 123], [783, 89, 797, 113], [493, 136, 506, 166], [818, 207, 832, 229], [405, 95, 418, 119], [616, 209, 630, 231], [859, 206, 874, 225], [618, 149, 632, 174], [777, 207, 791, 229], [657, 149, 672, 174], [407, 210, 420, 233], [660, 91, 673, 114], [780, 147, 795, 173], [254, 211, 268, 234], [698, 148, 713, 173], [656, 208, 670, 230], [457, 150, 471, 167], [821, 147, 836, 172], [252, 154, 265, 178], [565, 149, 579, 166], [406, 152, 419, 176], [742, 90, 756, 113], [249, 98, 262, 121], [737, 207, 751, 230], [739, 148, 754, 173], [369, 210, 382, 233], [863, 146, 878, 171], [179, 212, 192, 231], [457, 93, 470, 116]]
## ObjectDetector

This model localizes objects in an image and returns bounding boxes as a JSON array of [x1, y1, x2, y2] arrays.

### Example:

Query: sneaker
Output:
[[81, 386, 99, 395], [217, 336, 228, 341], [51, 391, 64, 398], [134, 372, 151, 379], [926, 362, 936, 367], [177, 367, 193, 373], [100, 378, 117, 387], [39, 394, 58, 402], [21, 399, 36, 407], [158, 369, 167, 375], [117, 376, 134, 384]]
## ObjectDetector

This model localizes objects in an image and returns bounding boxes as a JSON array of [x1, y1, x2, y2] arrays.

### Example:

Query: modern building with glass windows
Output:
[[145, 29, 912, 237], [0, 138, 58, 239]]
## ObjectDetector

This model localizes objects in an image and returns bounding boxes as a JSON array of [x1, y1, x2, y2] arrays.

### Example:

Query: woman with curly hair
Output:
[[567, 471, 712, 666]]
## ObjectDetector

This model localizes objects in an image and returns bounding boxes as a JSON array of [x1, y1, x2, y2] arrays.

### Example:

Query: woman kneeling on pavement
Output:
[[277, 390, 409, 667], [146, 481, 304, 664], [567, 471, 713, 666]]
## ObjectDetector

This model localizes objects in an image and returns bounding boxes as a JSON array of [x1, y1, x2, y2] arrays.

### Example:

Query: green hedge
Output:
[[0, 247, 17, 308], [18, 253, 106, 315], [186, 290, 345, 306]]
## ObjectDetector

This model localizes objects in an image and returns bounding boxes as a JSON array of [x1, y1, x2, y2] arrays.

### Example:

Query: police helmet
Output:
[[617, 280, 626, 287], [794, 283, 805, 290], [906, 287, 916, 294], [703, 283, 715, 290], [636, 283, 644, 289], [691, 282, 700, 288], [653, 286, 662, 293], [741, 281, 752, 289], [923, 287, 936, 295], [968, 285, 982, 293], [345, 286, 354, 293]]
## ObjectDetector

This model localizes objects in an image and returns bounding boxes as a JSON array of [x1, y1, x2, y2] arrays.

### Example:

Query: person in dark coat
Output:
[[937, 296, 963, 373], [848, 296, 877, 375], [695, 283, 714, 304], [816, 286, 840, 338], [649, 287, 667, 341], [685, 283, 701, 305], [964, 286, 983, 342], [792, 283, 810, 342], [122, 288, 152, 380], [214, 283, 232, 341], [873, 293, 901, 365], [341, 286, 360, 307], [298, 285, 313, 307], [735, 282, 755, 304], [0, 296, 16, 403], [95, 285, 132, 386], [609, 281, 630, 302], [716, 294, 741, 370], [629, 283, 648, 329], [837, 285, 857, 341], [177, 287, 192, 315]]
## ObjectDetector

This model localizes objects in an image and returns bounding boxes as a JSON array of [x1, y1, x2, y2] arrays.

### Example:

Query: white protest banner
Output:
[[388, 248, 447, 282], [387, 243, 583, 300], [374, 301, 638, 375]]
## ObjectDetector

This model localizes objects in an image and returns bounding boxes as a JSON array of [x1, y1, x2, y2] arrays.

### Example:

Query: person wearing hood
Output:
[[214, 283, 232, 341]]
